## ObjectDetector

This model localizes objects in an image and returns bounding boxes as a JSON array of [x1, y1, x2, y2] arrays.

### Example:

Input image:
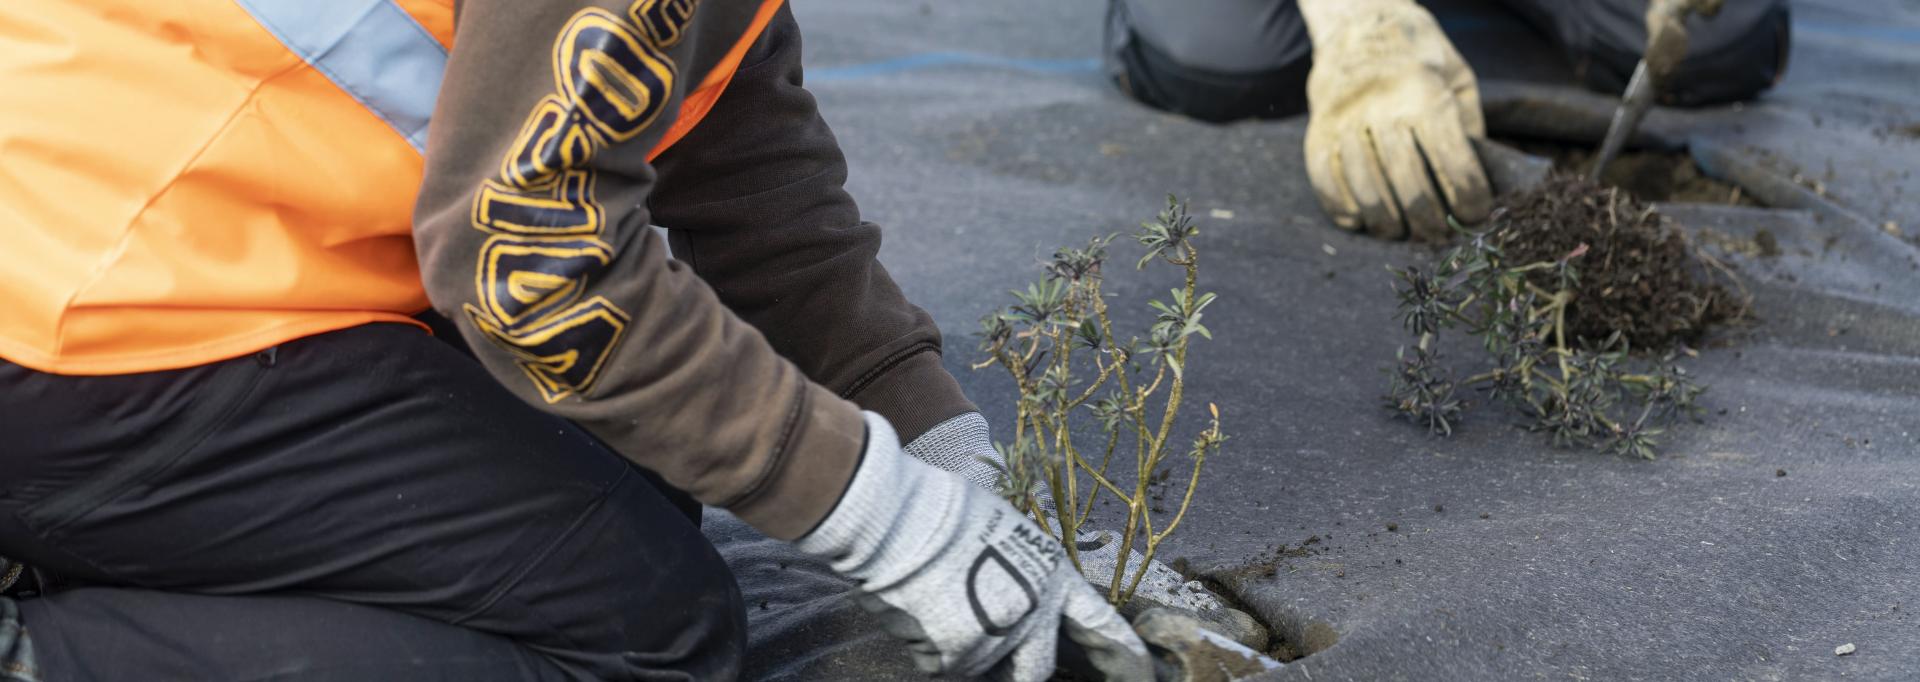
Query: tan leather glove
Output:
[[1300, 0, 1491, 241], [1645, 0, 1726, 82]]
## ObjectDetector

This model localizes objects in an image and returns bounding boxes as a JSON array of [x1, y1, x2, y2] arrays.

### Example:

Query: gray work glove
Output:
[[902, 411, 1012, 495], [906, 413, 1267, 649], [798, 412, 1152, 682], [1299, 0, 1492, 241]]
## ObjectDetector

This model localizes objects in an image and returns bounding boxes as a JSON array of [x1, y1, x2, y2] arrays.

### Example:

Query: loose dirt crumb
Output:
[[1225, 540, 1327, 580]]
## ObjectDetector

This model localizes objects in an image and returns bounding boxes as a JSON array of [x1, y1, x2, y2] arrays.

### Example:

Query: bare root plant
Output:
[[975, 196, 1226, 607], [1386, 219, 1710, 459]]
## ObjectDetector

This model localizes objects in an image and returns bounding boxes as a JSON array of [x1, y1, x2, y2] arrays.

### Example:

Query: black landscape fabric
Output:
[[705, 1, 1920, 679]]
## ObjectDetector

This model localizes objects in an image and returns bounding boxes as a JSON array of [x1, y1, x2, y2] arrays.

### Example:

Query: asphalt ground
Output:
[[711, 2, 1920, 679]]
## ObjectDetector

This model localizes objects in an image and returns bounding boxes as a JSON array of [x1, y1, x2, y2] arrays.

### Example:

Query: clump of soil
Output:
[[1596, 151, 1755, 205], [1491, 176, 1745, 350], [1500, 138, 1758, 206]]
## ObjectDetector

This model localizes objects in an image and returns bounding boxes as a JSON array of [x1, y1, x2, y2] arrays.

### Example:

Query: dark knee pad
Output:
[[1662, 0, 1791, 105], [636, 539, 747, 680], [581, 475, 747, 679], [1104, 0, 1315, 122], [1500, 0, 1792, 106]]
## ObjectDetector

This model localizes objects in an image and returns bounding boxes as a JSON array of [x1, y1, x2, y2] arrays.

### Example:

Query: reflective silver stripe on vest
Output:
[[233, 0, 447, 152]]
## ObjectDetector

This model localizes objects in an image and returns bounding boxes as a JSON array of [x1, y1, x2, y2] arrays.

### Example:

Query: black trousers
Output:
[[0, 324, 744, 680], [1105, 0, 1793, 123]]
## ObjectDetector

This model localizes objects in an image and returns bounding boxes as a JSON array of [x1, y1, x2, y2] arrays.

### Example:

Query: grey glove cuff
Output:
[[905, 412, 1056, 511], [903, 412, 1001, 491]]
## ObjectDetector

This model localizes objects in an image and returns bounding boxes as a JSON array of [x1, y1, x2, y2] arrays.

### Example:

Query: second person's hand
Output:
[[1298, 0, 1492, 241]]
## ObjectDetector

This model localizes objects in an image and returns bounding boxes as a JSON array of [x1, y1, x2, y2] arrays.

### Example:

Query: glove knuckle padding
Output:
[[799, 412, 1150, 679]]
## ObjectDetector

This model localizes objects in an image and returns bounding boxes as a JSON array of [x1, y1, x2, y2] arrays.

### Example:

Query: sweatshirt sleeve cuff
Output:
[[727, 381, 867, 540], [846, 349, 977, 445]]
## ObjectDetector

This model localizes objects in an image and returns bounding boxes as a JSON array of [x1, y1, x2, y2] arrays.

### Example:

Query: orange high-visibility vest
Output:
[[0, 0, 767, 375]]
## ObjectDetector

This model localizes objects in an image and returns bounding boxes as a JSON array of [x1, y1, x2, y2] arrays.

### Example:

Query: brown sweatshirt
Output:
[[413, 0, 974, 539]]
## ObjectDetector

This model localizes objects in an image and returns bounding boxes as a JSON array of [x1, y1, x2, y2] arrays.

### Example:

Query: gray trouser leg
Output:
[[18, 590, 566, 682], [1105, 0, 1789, 120], [0, 325, 745, 681], [1103, 0, 1313, 122], [1495, 0, 1792, 105]]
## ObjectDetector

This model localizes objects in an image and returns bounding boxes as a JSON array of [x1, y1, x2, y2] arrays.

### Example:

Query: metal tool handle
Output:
[[1589, 60, 1656, 182]]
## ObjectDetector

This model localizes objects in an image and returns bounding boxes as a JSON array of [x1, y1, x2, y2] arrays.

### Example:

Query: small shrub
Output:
[[1384, 200, 1719, 458], [976, 196, 1226, 606]]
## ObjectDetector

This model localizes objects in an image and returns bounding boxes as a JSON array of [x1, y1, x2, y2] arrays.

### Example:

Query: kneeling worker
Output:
[[0, 1, 1151, 680], [1105, 0, 1791, 241]]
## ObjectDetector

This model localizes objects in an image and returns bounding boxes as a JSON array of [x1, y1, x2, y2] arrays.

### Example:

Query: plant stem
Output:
[[1154, 449, 1208, 545], [1074, 453, 1134, 502], [1109, 498, 1142, 602], [1554, 292, 1571, 381], [1047, 311, 1084, 565], [1146, 257, 1199, 481], [1067, 361, 1117, 410], [1078, 428, 1121, 527]]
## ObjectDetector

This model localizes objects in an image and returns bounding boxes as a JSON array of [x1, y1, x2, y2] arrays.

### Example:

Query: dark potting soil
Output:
[[1488, 177, 1746, 350], [1499, 138, 1760, 206]]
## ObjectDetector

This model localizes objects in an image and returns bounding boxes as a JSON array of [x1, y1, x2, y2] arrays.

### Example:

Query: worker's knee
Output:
[[1661, 0, 1791, 105], [518, 469, 747, 680], [1523, 0, 1792, 106], [614, 540, 747, 680], [592, 490, 745, 679], [1103, 0, 1314, 122]]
